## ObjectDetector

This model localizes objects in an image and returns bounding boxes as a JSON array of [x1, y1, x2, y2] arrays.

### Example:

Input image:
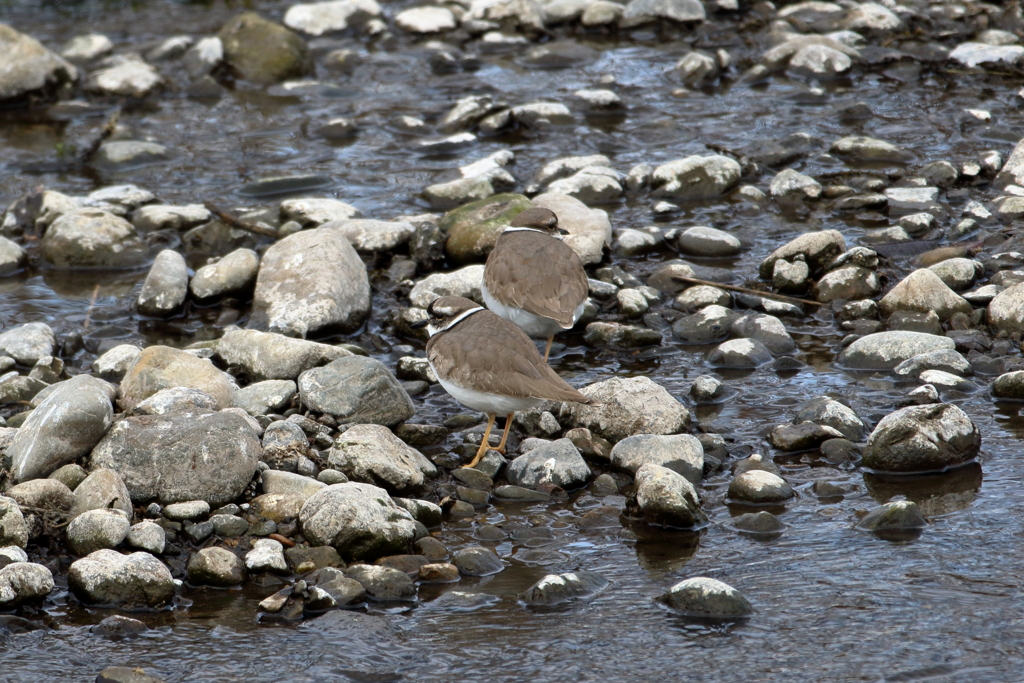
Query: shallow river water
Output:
[[2, 1, 1024, 681]]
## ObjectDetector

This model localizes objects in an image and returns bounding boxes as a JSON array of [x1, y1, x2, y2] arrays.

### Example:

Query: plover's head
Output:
[[504, 207, 567, 238], [413, 296, 484, 337]]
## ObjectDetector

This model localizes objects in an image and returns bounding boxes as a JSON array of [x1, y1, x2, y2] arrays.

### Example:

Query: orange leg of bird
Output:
[[543, 335, 554, 362], [495, 412, 515, 454], [465, 413, 496, 469]]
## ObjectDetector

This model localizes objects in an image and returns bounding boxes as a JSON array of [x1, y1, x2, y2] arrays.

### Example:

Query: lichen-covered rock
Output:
[[879, 269, 972, 321], [328, 424, 436, 493], [219, 12, 312, 84], [507, 438, 591, 490], [0, 562, 54, 607], [857, 500, 927, 530], [561, 376, 689, 443], [40, 209, 149, 269], [863, 403, 980, 473], [90, 411, 261, 506], [299, 483, 418, 560], [651, 155, 741, 200], [0, 497, 28, 548], [187, 546, 246, 586], [69, 468, 133, 520], [248, 228, 371, 337], [633, 463, 706, 528], [216, 328, 350, 381], [837, 332, 955, 371], [68, 549, 174, 607], [794, 396, 865, 441], [118, 346, 234, 412], [440, 193, 533, 265], [66, 509, 131, 556], [298, 356, 414, 426], [759, 230, 845, 278], [610, 434, 703, 485]]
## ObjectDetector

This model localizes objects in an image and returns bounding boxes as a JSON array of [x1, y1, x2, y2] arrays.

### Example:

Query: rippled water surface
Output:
[[3, 1, 1024, 681]]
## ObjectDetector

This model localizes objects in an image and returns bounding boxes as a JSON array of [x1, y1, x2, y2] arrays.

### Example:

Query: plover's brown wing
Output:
[[427, 309, 592, 404], [484, 231, 589, 328]]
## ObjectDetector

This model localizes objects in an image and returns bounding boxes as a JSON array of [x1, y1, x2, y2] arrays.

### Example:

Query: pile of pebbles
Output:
[[2, 0, 1024, 679]]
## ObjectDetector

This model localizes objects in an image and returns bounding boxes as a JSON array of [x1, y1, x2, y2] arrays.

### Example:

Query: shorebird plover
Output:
[[482, 207, 589, 361], [412, 295, 594, 468]]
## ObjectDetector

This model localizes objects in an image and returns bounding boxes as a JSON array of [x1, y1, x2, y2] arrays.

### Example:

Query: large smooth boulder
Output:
[[299, 482, 418, 560], [837, 332, 955, 371], [118, 345, 235, 411], [610, 434, 703, 486], [7, 375, 113, 483], [90, 411, 261, 506], [328, 424, 437, 493], [560, 376, 689, 442], [531, 193, 613, 266], [988, 282, 1024, 334], [68, 549, 174, 607], [651, 155, 741, 200], [248, 228, 370, 337], [218, 12, 311, 84], [507, 439, 591, 490], [216, 328, 350, 381], [634, 463, 706, 528], [40, 209, 149, 269], [298, 356, 414, 426], [880, 269, 972, 321], [0, 23, 78, 106], [863, 403, 980, 473], [0, 562, 54, 607]]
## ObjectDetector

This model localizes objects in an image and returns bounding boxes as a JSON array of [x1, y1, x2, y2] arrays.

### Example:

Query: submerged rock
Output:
[[863, 403, 980, 473], [659, 577, 752, 617], [858, 500, 926, 530], [520, 570, 608, 606], [219, 12, 311, 84]]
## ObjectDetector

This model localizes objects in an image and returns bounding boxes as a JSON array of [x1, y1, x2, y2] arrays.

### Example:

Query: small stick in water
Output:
[[671, 275, 825, 307], [83, 284, 101, 330], [203, 201, 280, 238]]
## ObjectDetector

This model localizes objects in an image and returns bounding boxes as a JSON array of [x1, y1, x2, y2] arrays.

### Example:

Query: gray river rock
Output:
[[137, 250, 188, 317], [216, 328, 350, 381], [189, 248, 260, 300], [132, 387, 220, 416], [187, 546, 246, 587], [219, 12, 311, 84], [659, 577, 752, 617], [41, 209, 149, 269], [328, 424, 437, 493], [837, 332, 956, 370], [507, 438, 591, 490], [248, 228, 371, 337], [298, 356, 414, 426], [7, 375, 113, 482], [634, 463, 705, 528], [561, 376, 689, 442], [609, 433, 703, 485], [299, 482, 418, 560], [90, 411, 261, 506], [66, 508, 130, 556], [879, 269, 972, 321], [0, 322, 56, 366], [0, 496, 28, 548], [0, 562, 54, 607], [68, 468, 133, 520], [0, 23, 78, 105], [520, 570, 608, 606], [863, 403, 980, 473], [68, 549, 174, 607], [119, 346, 234, 411]]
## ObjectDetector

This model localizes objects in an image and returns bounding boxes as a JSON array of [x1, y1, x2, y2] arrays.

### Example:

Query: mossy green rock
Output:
[[440, 193, 532, 264], [219, 12, 312, 84]]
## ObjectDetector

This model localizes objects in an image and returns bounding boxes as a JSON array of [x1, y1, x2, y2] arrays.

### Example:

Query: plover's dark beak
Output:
[[555, 227, 570, 235], [410, 319, 429, 329]]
